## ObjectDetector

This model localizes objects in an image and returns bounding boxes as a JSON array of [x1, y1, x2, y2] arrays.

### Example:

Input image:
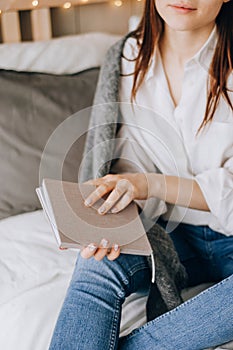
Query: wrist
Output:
[[146, 173, 165, 199]]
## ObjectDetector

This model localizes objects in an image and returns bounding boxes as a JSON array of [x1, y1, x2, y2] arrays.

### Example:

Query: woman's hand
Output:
[[80, 173, 148, 261], [84, 173, 149, 215], [80, 240, 121, 261]]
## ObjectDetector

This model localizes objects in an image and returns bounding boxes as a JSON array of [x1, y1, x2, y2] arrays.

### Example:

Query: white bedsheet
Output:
[[0, 211, 232, 350]]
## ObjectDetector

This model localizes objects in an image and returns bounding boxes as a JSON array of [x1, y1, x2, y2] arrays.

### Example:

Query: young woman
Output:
[[49, 0, 233, 349]]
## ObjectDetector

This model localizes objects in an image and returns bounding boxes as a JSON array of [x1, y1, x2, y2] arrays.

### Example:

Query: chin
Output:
[[165, 18, 198, 32]]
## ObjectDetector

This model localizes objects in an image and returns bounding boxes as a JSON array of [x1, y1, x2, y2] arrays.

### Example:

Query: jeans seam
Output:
[[119, 262, 149, 287], [127, 263, 149, 278], [205, 226, 214, 260], [108, 295, 121, 350]]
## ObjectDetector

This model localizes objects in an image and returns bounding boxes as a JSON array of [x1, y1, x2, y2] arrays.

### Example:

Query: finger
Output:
[[80, 243, 97, 259], [98, 179, 131, 215], [98, 185, 126, 215], [93, 238, 109, 261], [107, 244, 121, 261], [111, 192, 133, 213], [84, 183, 114, 207]]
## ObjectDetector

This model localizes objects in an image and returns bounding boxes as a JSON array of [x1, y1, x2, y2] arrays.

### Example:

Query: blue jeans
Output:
[[49, 223, 233, 350], [160, 221, 233, 286]]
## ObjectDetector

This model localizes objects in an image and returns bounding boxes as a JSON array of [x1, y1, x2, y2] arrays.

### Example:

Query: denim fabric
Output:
[[161, 221, 233, 286], [49, 254, 151, 350], [49, 223, 233, 350], [119, 274, 233, 350]]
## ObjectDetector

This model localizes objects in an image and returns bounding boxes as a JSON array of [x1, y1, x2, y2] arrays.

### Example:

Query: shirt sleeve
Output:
[[195, 156, 233, 235]]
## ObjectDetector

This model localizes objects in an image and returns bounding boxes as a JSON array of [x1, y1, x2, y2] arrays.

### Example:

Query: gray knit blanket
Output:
[[80, 34, 187, 321]]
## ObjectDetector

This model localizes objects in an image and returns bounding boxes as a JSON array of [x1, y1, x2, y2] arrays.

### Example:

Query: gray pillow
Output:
[[0, 68, 99, 219]]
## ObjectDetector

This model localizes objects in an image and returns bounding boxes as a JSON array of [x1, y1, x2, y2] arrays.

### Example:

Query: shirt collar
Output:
[[187, 25, 218, 71], [145, 26, 218, 81]]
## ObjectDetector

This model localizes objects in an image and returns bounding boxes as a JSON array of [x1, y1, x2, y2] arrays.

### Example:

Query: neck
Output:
[[160, 22, 215, 66]]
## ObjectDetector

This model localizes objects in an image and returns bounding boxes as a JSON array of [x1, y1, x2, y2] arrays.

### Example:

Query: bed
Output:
[[0, 2, 232, 349]]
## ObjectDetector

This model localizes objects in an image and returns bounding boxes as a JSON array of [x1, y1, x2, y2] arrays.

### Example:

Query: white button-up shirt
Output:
[[113, 28, 233, 236]]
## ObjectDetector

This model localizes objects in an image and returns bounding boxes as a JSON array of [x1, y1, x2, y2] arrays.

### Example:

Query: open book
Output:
[[36, 179, 152, 256]]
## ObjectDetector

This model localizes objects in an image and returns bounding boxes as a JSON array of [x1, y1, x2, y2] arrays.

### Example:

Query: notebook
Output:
[[36, 178, 152, 256]]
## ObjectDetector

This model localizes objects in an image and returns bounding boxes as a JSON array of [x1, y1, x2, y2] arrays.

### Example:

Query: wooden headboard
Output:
[[0, 0, 144, 43]]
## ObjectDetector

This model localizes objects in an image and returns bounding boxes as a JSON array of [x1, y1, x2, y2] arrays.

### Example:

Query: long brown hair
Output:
[[129, 0, 233, 131]]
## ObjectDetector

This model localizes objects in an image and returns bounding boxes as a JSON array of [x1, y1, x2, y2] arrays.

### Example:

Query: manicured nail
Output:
[[85, 198, 92, 206], [111, 207, 118, 213], [114, 244, 119, 252], [88, 243, 97, 252], [98, 206, 106, 214], [100, 238, 108, 248]]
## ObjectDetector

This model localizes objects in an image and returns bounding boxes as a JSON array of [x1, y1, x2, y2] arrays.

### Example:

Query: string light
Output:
[[0, 10, 2, 14], [32, 0, 39, 7], [114, 0, 123, 7], [81, 0, 89, 3], [63, 2, 72, 9]]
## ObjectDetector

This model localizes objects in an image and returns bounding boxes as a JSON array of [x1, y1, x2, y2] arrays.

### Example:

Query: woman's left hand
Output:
[[84, 173, 148, 215]]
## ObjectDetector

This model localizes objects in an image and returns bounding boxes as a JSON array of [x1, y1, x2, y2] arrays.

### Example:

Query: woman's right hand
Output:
[[80, 239, 121, 261]]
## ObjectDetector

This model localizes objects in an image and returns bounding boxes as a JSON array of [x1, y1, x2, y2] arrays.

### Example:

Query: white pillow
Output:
[[0, 32, 121, 74]]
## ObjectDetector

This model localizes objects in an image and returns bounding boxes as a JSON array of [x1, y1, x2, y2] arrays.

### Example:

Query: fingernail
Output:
[[85, 199, 92, 206], [114, 244, 119, 252], [98, 206, 106, 214], [111, 207, 118, 213], [88, 244, 97, 252], [100, 238, 108, 248]]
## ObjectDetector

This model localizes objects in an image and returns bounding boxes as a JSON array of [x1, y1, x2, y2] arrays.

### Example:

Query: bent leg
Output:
[[49, 253, 150, 350], [119, 273, 233, 350]]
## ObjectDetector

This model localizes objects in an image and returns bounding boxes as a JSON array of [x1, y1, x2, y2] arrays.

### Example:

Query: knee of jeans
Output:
[[71, 254, 129, 298]]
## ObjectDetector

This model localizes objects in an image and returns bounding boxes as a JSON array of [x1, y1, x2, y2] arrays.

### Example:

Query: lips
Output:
[[169, 3, 196, 10]]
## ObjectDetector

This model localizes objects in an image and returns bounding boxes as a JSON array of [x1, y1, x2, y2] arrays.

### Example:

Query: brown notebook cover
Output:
[[36, 178, 152, 256]]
